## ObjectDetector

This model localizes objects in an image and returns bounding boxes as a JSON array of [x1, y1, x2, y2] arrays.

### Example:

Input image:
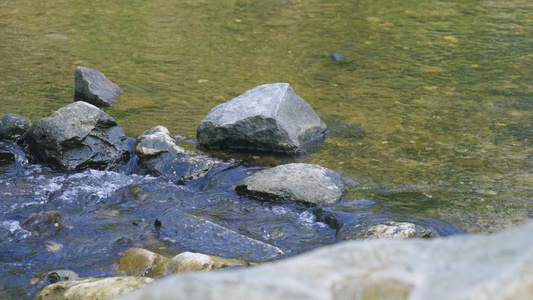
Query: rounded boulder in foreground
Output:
[[197, 83, 327, 153], [235, 163, 346, 205]]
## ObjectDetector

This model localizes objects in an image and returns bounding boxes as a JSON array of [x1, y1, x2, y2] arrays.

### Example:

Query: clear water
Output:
[[0, 0, 531, 298]]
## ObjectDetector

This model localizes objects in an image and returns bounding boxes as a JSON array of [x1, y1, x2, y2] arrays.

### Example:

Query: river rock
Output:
[[35, 276, 153, 300], [0, 113, 31, 142], [74, 66, 123, 107], [118, 222, 533, 300], [197, 83, 327, 153], [134, 126, 221, 183], [351, 221, 439, 239], [168, 251, 247, 273], [235, 163, 346, 205], [25, 102, 130, 170], [118, 247, 169, 277], [0, 142, 16, 165]]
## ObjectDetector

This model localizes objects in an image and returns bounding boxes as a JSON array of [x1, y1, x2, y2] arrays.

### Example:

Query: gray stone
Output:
[[197, 83, 327, 153], [25, 102, 130, 170], [0, 113, 31, 142], [352, 221, 439, 239], [35, 276, 153, 300], [117, 222, 533, 300], [235, 163, 346, 205], [74, 66, 123, 107], [134, 126, 221, 183], [168, 251, 248, 273]]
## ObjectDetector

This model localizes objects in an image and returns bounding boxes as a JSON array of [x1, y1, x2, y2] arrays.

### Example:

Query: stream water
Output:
[[0, 0, 531, 298]]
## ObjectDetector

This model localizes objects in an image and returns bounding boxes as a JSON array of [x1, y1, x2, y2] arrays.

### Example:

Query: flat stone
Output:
[[352, 221, 439, 239], [117, 222, 533, 300], [74, 66, 123, 107], [236, 163, 346, 205], [197, 83, 327, 153]]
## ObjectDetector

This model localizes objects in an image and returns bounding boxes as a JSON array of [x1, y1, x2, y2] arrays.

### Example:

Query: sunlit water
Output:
[[0, 0, 531, 298]]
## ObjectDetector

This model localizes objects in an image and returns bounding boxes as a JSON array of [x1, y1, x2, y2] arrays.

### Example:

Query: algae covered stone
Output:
[[197, 83, 327, 153]]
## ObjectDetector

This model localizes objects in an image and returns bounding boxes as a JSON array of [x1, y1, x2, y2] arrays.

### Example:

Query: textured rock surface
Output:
[[197, 83, 327, 153], [118, 222, 533, 300], [35, 276, 153, 300], [352, 221, 439, 239], [0, 113, 31, 141], [236, 163, 346, 205], [21, 211, 68, 238], [74, 66, 123, 107], [25, 102, 130, 170], [134, 126, 221, 183]]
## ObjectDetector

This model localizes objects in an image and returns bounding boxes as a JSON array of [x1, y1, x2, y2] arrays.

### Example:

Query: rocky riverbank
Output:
[[1, 68, 467, 299]]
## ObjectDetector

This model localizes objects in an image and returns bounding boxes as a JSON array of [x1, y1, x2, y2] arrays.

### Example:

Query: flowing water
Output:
[[0, 0, 531, 298]]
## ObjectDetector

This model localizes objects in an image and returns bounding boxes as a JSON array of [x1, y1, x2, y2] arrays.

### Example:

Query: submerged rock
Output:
[[74, 66, 123, 107], [21, 211, 68, 238], [157, 210, 283, 262], [118, 222, 533, 300], [134, 126, 221, 183], [197, 83, 327, 153], [351, 221, 439, 239], [25, 102, 130, 170], [118, 247, 169, 277], [235, 163, 346, 205], [35, 276, 153, 300], [0, 113, 31, 142]]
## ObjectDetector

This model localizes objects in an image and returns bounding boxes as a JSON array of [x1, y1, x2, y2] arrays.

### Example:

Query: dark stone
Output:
[[134, 126, 221, 183], [331, 52, 342, 61], [21, 211, 68, 238], [236, 163, 346, 205], [197, 83, 327, 153], [0, 114, 31, 142], [74, 66, 123, 107], [25, 102, 130, 170]]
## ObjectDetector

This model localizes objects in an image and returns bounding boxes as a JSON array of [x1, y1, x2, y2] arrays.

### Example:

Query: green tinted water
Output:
[[0, 0, 531, 233]]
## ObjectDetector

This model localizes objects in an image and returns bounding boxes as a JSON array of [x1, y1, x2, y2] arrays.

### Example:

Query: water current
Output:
[[0, 0, 531, 298]]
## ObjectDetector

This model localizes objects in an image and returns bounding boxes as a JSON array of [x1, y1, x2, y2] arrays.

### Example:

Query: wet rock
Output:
[[158, 210, 283, 262], [134, 126, 221, 183], [74, 66, 123, 107], [0, 145, 15, 165], [235, 163, 346, 205], [168, 251, 247, 273], [351, 221, 439, 239], [118, 222, 533, 300], [35, 276, 153, 300], [118, 247, 169, 277], [0, 113, 31, 142], [21, 211, 68, 238], [197, 83, 327, 153], [25, 102, 130, 170]]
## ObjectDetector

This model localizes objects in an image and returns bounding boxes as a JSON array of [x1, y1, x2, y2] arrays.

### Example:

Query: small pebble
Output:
[[331, 52, 342, 61]]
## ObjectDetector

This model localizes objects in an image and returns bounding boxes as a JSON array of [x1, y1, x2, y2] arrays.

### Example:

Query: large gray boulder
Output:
[[25, 102, 130, 170], [235, 163, 346, 205], [118, 222, 533, 300], [75, 66, 123, 107], [0, 113, 31, 142], [134, 126, 221, 183], [197, 83, 327, 153]]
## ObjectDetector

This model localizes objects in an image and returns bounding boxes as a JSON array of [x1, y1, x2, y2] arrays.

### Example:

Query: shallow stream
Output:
[[0, 0, 531, 298]]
